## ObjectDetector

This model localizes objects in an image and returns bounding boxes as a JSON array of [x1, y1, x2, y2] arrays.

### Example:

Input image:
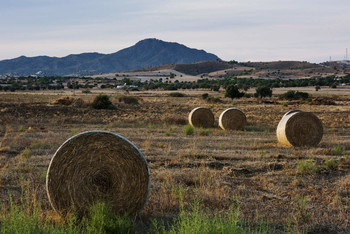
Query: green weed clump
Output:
[[83, 202, 135, 234], [20, 148, 32, 160], [324, 158, 339, 170], [151, 198, 273, 234], [296, 160, 317, 175], [18, 125, 26, 132], [0, 197, 134, 234], [332, 145, 346, 155], [183, 125, 194, 136]]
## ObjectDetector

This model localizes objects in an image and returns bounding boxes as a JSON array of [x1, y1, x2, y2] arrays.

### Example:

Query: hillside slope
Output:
[[0, 38, 220, 76]]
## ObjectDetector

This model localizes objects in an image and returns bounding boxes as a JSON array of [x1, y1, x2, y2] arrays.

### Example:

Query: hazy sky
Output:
[[1, 0, 349, 62]]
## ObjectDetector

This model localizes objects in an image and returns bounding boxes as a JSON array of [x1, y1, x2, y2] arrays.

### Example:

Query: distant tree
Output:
[[255, 86, 272, 98], [228, 60, 238, 64], [121, 78, 132, 85], [315, 85, 321, 91], [225, 84, 244, 99]]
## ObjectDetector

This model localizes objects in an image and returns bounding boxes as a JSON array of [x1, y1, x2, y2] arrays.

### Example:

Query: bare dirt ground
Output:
[[0, 89, 349, 233]]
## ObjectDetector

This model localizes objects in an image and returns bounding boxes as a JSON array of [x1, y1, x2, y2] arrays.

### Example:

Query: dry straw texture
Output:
[[219, 108, 246, 130], [51, 96, 74, 105], [46, 131, 150, 217], [188, 107, 214, 128], [276, 110, 323, 147]]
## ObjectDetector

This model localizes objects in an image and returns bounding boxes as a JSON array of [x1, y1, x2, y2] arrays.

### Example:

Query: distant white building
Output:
[[116, 83, 138, 89]]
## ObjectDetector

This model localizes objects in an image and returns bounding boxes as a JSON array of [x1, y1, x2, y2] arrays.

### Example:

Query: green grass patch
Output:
[[296, 160, 318, 175], [197, 128, 210, 136], [332, 145, 346, 155], [183, 125, 194, 136], [324, 158, 339, 170]]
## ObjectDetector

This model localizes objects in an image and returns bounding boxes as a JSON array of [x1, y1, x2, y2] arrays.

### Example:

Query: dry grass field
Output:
[[0, 88, 349, 233]]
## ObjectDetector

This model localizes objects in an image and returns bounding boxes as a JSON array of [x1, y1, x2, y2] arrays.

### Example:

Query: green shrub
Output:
[[201, 93, 209, 99], [225, 85, 244, 99], [92, 95, 115, 109], [296, 160, 317, 174], [169, 92, 185, 97], [118, 95, 139, 104], [82, 89, 91, 94], [255, 86, 272, 98], [183, 125, 194, 136], [281, 90, 309, 100]]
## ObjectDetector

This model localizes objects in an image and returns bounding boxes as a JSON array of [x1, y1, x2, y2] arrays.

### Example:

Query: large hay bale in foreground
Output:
[[188, 107, 214, 128], [219, 108, 246, 130], [46, 131, 150, 217], [276, 110, 323, 147]]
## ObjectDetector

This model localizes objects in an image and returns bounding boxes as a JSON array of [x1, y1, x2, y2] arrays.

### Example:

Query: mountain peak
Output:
[[0, 39, 221, 76]]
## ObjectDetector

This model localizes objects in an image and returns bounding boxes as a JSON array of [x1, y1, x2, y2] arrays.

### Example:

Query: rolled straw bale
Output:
[[276, 110, 323, 147], [188, 107, 214, 128], [219, 108, 246, 130], [46, 131, 150, 217], [51, 96, 74, 105]]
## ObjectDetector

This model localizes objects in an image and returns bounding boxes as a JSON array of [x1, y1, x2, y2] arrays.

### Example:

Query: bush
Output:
[[255, 86, 272, 98], [82, 89, 91, 94], [225, 85, 244, 99], [92, 95, 115, 109], [201, 93, 209, 99], [281, 90, 309, 100], [169, 92, 185, 97], [183, 125, 194, 136], [118, 96, 139, 104]]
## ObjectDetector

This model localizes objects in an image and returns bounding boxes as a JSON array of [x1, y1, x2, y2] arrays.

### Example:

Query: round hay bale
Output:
[[51, 96, 74, 105], [46, 131, 150, 217], [188, 107, 214, 128], [219, 108, 246, 130], [276, 110, 323, 147]]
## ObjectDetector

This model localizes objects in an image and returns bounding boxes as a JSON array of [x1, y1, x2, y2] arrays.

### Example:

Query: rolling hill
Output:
[[0, 38, 220, 76]]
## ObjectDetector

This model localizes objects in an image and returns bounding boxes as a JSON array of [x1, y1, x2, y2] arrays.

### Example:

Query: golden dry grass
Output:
[[0, 90, 349, 232]]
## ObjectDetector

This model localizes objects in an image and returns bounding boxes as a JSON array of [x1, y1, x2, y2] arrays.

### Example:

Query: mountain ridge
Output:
[[0, 38, 220, 76]]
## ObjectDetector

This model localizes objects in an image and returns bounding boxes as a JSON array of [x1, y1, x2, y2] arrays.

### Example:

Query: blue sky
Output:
[[1, 0, 349, 62]]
